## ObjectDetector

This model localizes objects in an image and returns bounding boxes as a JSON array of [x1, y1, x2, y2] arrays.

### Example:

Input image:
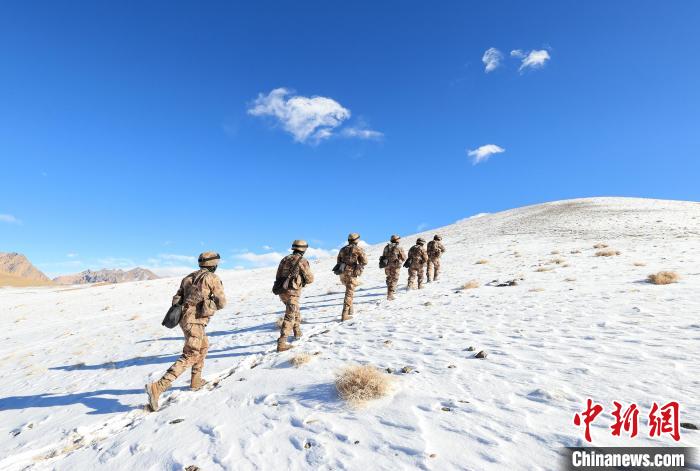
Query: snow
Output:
[[1, 197, 699, 470]]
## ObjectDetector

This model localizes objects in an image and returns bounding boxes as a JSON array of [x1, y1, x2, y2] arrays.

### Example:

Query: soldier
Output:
[[274, 240, 314, 352], [406, 238, 428, 290], [426, 234, 446, 282], [146, 252, 227, 412], [381, 234, 406, 300], [335, 233, 368, 321]]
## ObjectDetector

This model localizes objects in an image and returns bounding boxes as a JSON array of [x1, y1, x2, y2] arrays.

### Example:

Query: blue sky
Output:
[[1, 1, 699, 277]]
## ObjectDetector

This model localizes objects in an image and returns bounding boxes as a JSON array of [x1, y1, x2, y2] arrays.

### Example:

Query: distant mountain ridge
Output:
[[0, 252, 52, 286], [53, 268, 159, 285]]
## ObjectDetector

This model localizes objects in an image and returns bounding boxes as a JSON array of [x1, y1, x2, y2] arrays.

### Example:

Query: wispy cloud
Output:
[[0, 214, 21, 224], [467, 144, 506, 164], [158, 253, 197, 263], [235, 246, 334, 268], [66, 253, 79, 258], [341, 127, 384, 140], [235, 251, 286, 267], [511, 49, 551, 72], [482, 47, 503, 73], [248, 88, 351, 143]]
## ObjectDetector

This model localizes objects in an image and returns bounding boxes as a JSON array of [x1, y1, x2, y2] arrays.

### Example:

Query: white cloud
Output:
[[66, 253, 78, 258], [159, 253, 196, 263], [341, 127, 384, 140], [235, 251, 286, 267], [482, 47, 503, 73], [235, 246, 334, 268], [147, 266, 193, 278], [467, 144, 506, 164], [248, 88, 351, 143], [511, 49, 550, 72], [0, 214, 21, 224]]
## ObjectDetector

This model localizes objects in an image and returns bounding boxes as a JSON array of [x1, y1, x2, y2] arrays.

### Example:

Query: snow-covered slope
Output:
[[1, 197, 699, 470]]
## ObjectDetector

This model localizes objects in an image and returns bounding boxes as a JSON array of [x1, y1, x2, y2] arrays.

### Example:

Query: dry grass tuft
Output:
[[336, 365, 391, 406], [535, 266, 553, 272], [129, 314, 141, 321], [290, 353, 312, 367], [461, 279, 480, 290], [474, 259, 489, 265], [596, 250, 621, 257], [647, 271, 680, 285], [564, 277, 576, 282], [548, 258, 566, 265], [570, 249, 581, 254], [593, 243, 608, 249], [633, 262, 646, 267], [550, 250, 560, 255], [529, 287, 545, 292]]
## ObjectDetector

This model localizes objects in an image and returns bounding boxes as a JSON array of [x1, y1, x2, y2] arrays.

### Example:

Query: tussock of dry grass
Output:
[[593, 243, 608, 249], [596, 250, 621, 257], [564, 277, 576, 282], [336, 365, 391, 406], [633, 262, 646, 267], [647, 271, 680, 285], [290, 353, 312, 367], [550, 250, 560, 255], [529, 287, 545, 292], [570, 249, 581, 254], [548, 258, 566, 265], [474, 259, 489, 265], [535, 266, 553, 272], [461, 279, 480, 290]]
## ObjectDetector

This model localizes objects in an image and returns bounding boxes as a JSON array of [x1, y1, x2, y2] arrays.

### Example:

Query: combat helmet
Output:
[[348, 233, 361, 243], [416, 238, 426, 245], [292, 239, 308, 252], [390, 234, 400, 243], [434, 234, 442, 241], [198, 251, 221, 268]]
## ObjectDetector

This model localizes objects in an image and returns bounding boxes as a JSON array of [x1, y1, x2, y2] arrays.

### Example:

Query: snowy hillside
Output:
[[1, 197, 699, 470]]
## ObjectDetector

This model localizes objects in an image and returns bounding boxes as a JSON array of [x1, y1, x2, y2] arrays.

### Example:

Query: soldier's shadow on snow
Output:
[[136, 322, 277, 343], [284, 382, 340, 410], [51, 344, 264, 371], [0, 388, 142, 415], [303, 285, 385, 299]]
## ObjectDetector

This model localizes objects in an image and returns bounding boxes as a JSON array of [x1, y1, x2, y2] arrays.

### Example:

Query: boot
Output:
[[293, 325, 302, 340], [191, 370, 207, 391], [145, 381, 164, 412], [277, 337, 294, 352]]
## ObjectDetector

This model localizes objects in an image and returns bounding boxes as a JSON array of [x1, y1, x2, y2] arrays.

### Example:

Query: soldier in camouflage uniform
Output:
[[275, 240, 314, 352], [406, 238, 429, 290], [381, 234, 406, 300], [336, 233, 368, 321], [146, 252, 227, 411], [426, 234, 446, 282]]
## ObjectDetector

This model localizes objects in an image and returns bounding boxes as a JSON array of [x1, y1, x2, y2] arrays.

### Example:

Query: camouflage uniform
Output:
[[406, 242, 428, 290], [426, 239, 446, 282], [337, 238, 368, 321], [382, 241, 406, 300], [153, 267, 226, 395], [275, 251, 314, 351]]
